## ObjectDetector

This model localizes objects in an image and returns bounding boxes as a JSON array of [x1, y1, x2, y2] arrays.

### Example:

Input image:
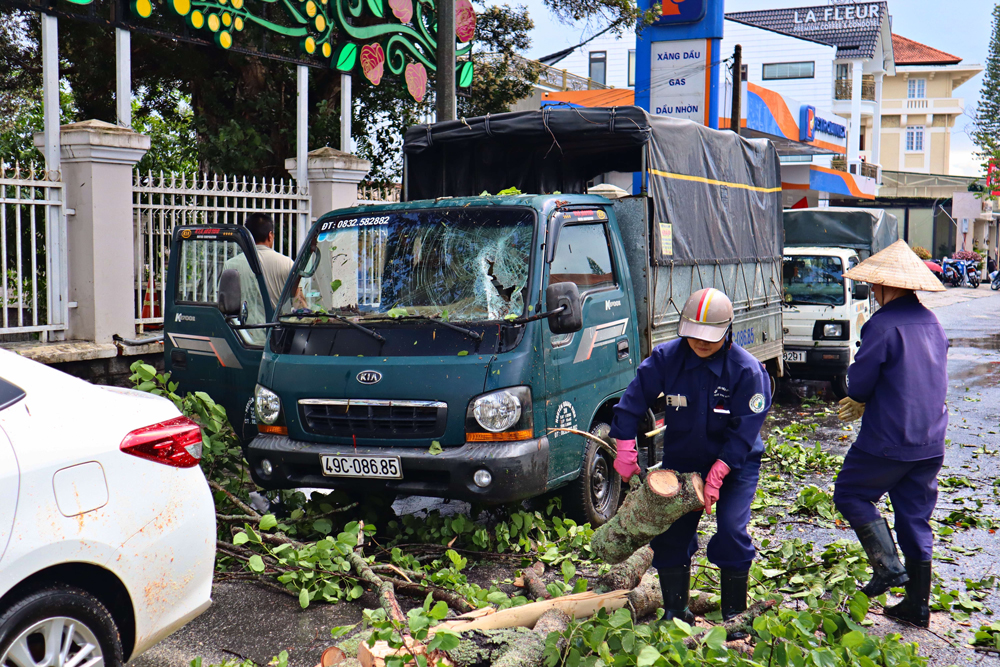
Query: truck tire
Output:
[[831, 375, 849, 400], [564, 422, 621, 527]]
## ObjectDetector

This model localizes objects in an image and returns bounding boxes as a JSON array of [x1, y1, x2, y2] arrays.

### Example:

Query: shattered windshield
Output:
[[782, 255, 846, 306], [279, 208, 534, 323]]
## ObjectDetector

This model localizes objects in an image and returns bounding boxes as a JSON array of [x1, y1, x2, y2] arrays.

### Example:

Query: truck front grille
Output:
[[298, 399, 447, 439]]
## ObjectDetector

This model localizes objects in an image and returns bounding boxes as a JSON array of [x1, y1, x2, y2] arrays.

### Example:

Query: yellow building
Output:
[[871, 34, 981, 177]]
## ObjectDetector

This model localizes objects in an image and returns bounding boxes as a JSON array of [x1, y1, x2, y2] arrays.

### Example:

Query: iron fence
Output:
[[132, 171, 309, 329], [0, 162, 66, 339]]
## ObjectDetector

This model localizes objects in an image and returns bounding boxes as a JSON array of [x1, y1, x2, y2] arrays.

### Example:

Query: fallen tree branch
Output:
[[682, 599, 778, 649], [209, 480, 262, 519], [519, 562, 550, 600], [546, 427, 617, 457], [382, 576, 476, 614], [596, 545, 653, 593], [348, 548, 406, 625]]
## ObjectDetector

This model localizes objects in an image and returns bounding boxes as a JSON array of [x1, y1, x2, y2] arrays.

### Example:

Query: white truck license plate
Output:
[[783, 350, 807, 363], [320, 455, 402, 479]]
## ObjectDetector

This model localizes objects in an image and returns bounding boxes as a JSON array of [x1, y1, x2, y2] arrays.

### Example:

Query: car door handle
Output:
[[616, 337, 629, 361]]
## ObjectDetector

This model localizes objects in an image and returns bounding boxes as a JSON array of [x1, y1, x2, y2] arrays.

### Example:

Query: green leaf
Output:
[[299, 587, 311, 609], [458, 61, 474, 88], [233, 532, 249, 545], [260, 514, 278, 531], [457, 350, 469, 356], [561, 560, 576, 583], [849, 591, 870, 622], [428, 440, 443, 455], [330, 279, 342, 294], [248, 555, 266, 572], [366, 0, 384, 18], [386, 307, 408, 318], [636, 646, 661, 667], [841, 630, 865, 648], [313, 518, 334, 534], [703, 625, 727, 651], [428, 631, 461, 652]]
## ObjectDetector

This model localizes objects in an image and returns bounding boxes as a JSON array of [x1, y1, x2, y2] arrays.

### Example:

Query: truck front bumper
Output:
[[784, 346, 850, 380], [246, 434, 550, 504]]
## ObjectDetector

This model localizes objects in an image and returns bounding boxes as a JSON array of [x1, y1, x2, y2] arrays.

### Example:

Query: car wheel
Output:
[[830, 375, 849, 400], [0, 585, 123, 667], [564, 422, 621, 527]]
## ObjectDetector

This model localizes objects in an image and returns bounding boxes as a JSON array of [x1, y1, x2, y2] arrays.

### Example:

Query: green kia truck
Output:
[[162, 107, 784, 525]]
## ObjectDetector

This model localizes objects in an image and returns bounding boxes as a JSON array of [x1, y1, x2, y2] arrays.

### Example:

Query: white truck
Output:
[[781, 207, 899, 397]]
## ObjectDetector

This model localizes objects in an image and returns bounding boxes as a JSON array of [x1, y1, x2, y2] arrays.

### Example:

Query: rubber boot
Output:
[[884, 560, 932, 628], [658, 565, 695, 623], [853, 518, 909, 597], [720, 569, 749, 640]]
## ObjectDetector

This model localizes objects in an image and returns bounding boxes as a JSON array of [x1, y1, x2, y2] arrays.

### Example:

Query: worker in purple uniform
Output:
[[610, 288, 771, 626], [833, 240, 948, 628]]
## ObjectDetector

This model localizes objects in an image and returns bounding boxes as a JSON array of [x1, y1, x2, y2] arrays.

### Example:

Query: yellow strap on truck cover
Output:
[[648, 168, 782, 193]]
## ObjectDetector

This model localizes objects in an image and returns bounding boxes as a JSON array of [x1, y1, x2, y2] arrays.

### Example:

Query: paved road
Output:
[[131, 285, 1000, 667]]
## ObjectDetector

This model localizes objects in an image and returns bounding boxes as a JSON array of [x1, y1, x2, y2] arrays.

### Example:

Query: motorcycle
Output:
[[991, 270, 1000, 291], [941, 258, 981, 288]]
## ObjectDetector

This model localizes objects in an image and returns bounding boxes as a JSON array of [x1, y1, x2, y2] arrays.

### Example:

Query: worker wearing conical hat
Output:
[[610, 287, 771, 633], [832, 240, 948, 628]]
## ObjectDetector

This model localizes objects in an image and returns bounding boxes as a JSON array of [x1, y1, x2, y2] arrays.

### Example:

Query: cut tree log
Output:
[[436, 589, 629, 632], [359, 635, 454, 667], [596, 545, 654, 593], [519, 562, 550, 600], [491, 608, 570, 667], [626, 573, 720, 619], [681, 599, 778, 649], [591, 469, 705, 564]]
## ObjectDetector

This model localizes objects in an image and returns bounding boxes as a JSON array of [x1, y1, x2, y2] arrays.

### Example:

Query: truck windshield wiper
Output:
[[278, 311, 385, 342], [366, 314, 483, 341], [787, 299, 835, 307]]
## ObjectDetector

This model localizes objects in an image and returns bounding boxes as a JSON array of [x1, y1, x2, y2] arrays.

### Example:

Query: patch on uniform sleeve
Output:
[[749, 393, 766, 413]]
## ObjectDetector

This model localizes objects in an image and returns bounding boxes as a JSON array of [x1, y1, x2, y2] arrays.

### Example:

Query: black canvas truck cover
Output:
[[402, 106, 783, 263], [783, 207, 899, 258]]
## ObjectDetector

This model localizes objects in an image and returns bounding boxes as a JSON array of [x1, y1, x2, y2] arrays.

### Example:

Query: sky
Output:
[[509, 0, 996, 177]]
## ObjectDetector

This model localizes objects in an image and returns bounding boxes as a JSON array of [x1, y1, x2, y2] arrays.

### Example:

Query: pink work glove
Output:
[[704, 460, 731, 515], [613, 439, 640, 481]]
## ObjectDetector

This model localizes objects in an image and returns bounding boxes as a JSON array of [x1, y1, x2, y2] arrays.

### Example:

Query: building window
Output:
[[908, 78, 926, 99], [628, 50, 636, 87], [836, 63, 851, 80], [762, 62, 815, 80], [906, 126, 925, 152], [589, 51, 607, 85], [859, 131, 865, 151]]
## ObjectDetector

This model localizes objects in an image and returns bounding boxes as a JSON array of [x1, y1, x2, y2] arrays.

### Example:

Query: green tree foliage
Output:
[[973, 4, 1000, 161], [2, 0, 631, 181]]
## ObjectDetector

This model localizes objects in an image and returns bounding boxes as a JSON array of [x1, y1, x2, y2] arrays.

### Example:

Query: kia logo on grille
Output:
[[357, 370, 382, 385]]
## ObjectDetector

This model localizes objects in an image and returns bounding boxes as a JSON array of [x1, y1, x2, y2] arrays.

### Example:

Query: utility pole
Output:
[[436, 0, 456, 122], [730, 44, 742, 136]]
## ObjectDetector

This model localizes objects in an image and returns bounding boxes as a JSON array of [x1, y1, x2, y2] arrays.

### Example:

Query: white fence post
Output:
[[35, 120, 149, 343], [285, 147, 370, 222]]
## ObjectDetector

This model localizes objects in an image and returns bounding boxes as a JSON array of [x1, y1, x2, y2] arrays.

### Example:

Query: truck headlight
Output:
[[823, 323, 843, 338], [474, 391, 521, 432], [255, 384, 282, 425], [466, 387, 533, 442], [813, 320, 848, 341]]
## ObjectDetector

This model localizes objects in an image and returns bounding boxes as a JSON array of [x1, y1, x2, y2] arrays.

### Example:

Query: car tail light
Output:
[[120, 416, 203, 468]]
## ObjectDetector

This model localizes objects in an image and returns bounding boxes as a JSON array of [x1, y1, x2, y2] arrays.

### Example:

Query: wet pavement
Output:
[[130, 285, 1000, 667]]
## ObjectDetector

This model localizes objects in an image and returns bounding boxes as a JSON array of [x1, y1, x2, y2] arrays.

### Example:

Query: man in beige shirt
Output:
[[245, 213, 296, 309]]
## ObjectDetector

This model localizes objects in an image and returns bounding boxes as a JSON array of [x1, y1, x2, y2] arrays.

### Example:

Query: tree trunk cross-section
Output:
[[591, 470, 705, 564]]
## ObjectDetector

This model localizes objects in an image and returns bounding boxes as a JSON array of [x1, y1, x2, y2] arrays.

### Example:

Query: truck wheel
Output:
[[830, 375, 849, 400], [564, 423, 621, 527]]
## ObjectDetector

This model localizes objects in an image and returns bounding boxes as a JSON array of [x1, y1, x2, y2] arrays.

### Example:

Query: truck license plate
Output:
[[320, 455, 402, 479], [783, 351, 807, 363]]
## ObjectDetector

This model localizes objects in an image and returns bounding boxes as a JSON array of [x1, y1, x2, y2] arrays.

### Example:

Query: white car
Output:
[[0, 350, 216, 666]]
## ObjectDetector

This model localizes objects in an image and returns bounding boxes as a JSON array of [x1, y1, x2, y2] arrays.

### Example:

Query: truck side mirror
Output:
[[546, 282, 583, 334], [219, 268, 242, 317], [852, 283, 870, 301]]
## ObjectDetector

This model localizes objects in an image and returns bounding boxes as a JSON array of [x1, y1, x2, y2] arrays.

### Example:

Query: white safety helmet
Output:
[[678, 288, 734, 343]]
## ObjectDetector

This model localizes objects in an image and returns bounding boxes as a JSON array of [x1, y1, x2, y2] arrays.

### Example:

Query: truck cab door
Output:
[[543, 212, 634, 484], [164, 226, 273, 443]]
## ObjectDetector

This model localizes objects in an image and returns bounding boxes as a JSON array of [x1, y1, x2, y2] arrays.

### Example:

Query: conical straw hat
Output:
[[843, 240, 946, 292]]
